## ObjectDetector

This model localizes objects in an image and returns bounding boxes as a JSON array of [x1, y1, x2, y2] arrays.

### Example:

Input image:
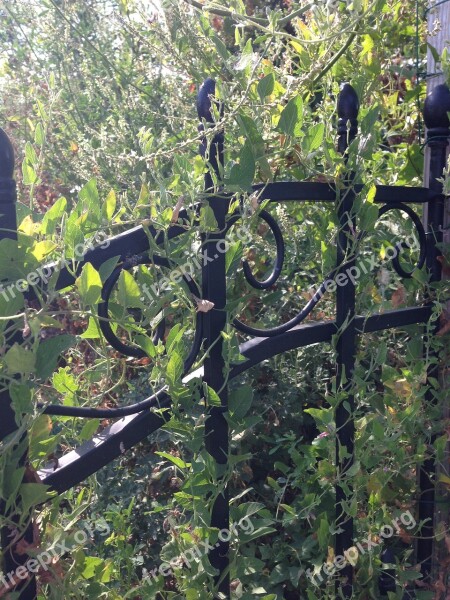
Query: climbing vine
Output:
[[0, 0, 449, 598]]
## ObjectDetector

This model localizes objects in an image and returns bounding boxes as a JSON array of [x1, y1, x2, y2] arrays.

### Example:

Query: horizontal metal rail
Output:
[[254, 181, 439, 203], [20, 183, 437, 302], [39, 305, 431, 494]]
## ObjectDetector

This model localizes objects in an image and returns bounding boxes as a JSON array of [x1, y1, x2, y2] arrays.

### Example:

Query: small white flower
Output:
[[378, 268, 390, 287], [192, 294, 215, 313]]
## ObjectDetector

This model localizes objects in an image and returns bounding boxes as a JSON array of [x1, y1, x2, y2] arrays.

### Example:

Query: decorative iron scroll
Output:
[[241, 209, 285, 289], [97, 252, 203, 372]]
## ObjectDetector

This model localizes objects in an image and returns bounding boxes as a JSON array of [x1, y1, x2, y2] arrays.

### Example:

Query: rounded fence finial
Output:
[[337, 83, 359, 154], [0, 128, 15, 179], [378, 547, 396, 594], [423, 83, 450, 131], [337, 83, 359, 121], [197, 78, 224, 186], [197, 78, 223, 123]]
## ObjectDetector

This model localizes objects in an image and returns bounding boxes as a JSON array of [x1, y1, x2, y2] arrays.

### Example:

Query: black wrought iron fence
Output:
[[0, 78, 449, 599]]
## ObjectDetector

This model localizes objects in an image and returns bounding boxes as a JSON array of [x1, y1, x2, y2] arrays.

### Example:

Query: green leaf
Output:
[[136, 182, 149, 207], [277, 96, 303, 137], [52, 367, 78, 395], [103, 189, 116, 221], [36, 99, 47, 121], [167, 351, 183, 387], [434, 434, 448, 460], [360, 34, 374, 59], [304, 407, 333, 424], [98, 255, 120, 282], [135, 334, 156, 358], [30, 414, 52, 445], [199, 205, 218, 231], [79, 177, 99, 206], [20, 483, 54, 514], [166, 323, 184, 354], [76, 263, 102, 305], [80, 418, 100, 441], [361, 106, 380, 134], [316, 516, 329, 549], [258, 73, 275, 101], [79, 317, 102, 340], [375, 342, 387, 365], [0, 293, 23, 326], [236, 113, 271, 180], [229, 385, 253, 420], [0, 238, 27, 281], [414, 592, 435, 600], [25, 141, 38, 165], [79, 178, 100, 221], [10, 382, 33, 414], [30, 240, 57, 261], [239, 142, 256, 188], [3, 466, 25, 501], [212, 35, 230, 61], [36, 334, 76, 380], [303, 122, 324, 153], [117, 269, 143, 308], [235, 38, 254, 72], [203, 384, 222, 407], [22, 160, 37, 185], [427, 43, 440, 65], [240, 526, 276, 543], [34, 123, 45, 146], [64, 212, 85, 258], [41, 196, 67, 235], [226, 141, 255, 191], [359, 203, 379, 231], [412, 267, 428, 285], [398, 570, 422, 582], [81, 556, 111, 582], [5, 343, 35, 375], [225, 241, 242, 275], [155, 451, 190, 469], [366, 183, 377, 204]]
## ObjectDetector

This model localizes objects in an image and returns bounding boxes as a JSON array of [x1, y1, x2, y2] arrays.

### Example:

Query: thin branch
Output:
[[312, 30, 358, 86], [183, 0, 314, 29]]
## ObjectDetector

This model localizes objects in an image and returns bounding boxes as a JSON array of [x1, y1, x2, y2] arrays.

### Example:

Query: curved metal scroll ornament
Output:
[[241, 209, 285, 289], [232, 84, 359, 339], [376, 203, 427, 278], [97, 253, 203, 373]]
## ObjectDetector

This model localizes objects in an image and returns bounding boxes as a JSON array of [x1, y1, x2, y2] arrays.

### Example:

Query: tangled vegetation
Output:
[[0, 0, 449, 598]]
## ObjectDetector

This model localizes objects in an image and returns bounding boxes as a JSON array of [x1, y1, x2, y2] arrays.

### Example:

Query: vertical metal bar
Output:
[[335, 83, 359, 598], [0, 128, 37, 599], [418, 83, 450, 579], [197, 79, 229, 598]]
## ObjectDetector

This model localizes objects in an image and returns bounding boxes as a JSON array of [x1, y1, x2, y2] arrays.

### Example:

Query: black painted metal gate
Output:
[[0, 78, 449, 599]]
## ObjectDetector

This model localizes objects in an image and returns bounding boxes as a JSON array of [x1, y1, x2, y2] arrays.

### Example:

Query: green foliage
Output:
[[0, 0, 449, 598]]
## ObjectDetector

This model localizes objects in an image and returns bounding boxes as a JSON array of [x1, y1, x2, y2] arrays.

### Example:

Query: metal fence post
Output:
[[417, 83, 450, 580], [335, 83, 359, 598], [197, 79, 230, 598], [0, 127, 37, 599]]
